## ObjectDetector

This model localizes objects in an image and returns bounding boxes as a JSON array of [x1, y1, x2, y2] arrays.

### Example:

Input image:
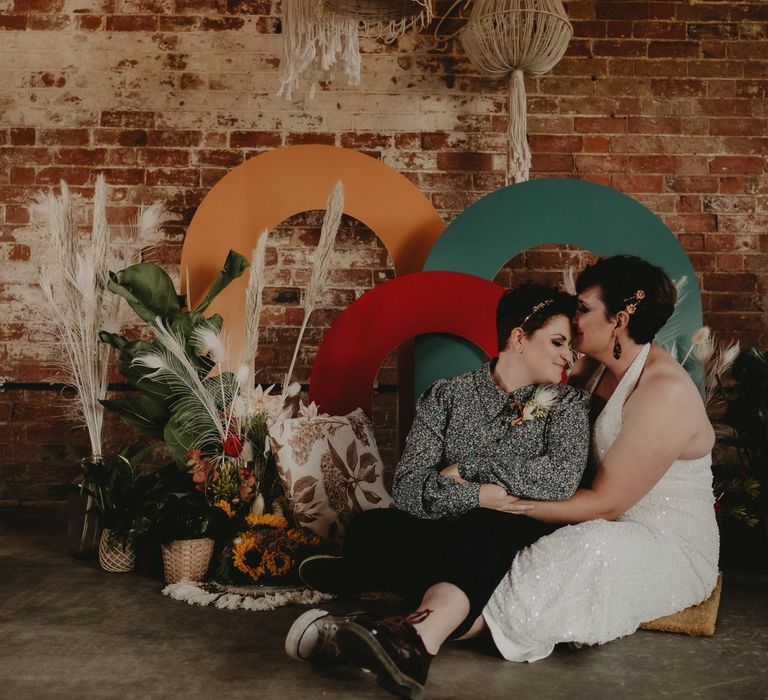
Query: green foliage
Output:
[[194, 250, 250, 314], [80, 444, 165, 542], [108, 263, 183, 324], [248, 413, 282, 510], [100, 394, 169, 440], [714, 348, 768, 525], [148, 466, 230, 543], [100, 250, 249, 463]]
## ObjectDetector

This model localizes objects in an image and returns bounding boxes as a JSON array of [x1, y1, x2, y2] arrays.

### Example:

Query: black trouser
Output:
[[343, 508, 558, 638]]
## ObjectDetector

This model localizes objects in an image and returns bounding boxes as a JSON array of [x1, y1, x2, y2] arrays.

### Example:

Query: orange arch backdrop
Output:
[[180, 145, 446, 356]]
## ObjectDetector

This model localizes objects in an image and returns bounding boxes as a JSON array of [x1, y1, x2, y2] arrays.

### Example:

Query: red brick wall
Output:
[[1, 1, 766, 504]]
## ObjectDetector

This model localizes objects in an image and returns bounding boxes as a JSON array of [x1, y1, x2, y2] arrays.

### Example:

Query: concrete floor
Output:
[[2, 508, 767, 700]]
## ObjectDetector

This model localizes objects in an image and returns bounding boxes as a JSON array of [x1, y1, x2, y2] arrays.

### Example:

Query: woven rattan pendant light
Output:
[[278, 0, 433, 100], [460, 0, 573, 184]]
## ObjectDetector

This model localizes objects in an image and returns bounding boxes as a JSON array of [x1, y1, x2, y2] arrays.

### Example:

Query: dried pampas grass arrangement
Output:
[[244, 232, 270, 389], [33, 175, 165, 460], [281, 180, 344, 403]]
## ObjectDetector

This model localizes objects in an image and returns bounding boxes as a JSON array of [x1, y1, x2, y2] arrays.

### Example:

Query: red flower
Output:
[[223, 432, 244, 458]]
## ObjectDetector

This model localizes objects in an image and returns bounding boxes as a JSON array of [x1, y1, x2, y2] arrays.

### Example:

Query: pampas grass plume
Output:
[[281, 180, 343, 402]]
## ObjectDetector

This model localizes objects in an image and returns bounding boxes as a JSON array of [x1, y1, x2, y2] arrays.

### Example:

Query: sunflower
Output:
[[263, 549, 292, 577], [246, 513, 288, 529], [232, 532, 266, 581], [214, 500, 234, 518]]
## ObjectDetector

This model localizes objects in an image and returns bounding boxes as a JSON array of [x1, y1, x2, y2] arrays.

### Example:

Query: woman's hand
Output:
[[440, 463, 468, 484], [479, 484, 536, 514]]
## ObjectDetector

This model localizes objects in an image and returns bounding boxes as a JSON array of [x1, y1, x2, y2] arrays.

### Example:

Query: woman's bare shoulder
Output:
[[634, 345, 705, 410], [630, 345, 714, 454]]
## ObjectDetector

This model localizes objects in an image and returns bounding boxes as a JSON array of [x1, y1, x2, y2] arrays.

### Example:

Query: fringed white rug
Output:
[[162, 579, 335, 611]]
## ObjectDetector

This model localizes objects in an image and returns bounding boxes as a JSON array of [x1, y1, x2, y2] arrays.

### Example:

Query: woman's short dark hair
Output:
[[496, 282, 577, 352], [576, 255, 677, 344]]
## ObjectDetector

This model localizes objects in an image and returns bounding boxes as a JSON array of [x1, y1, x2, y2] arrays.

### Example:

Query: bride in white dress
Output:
[[483, 256, 720, 661]]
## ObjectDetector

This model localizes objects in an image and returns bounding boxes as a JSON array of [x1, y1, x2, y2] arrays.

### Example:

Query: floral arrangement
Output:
[[215, 512, 321, 586], [96, 180, 345, 581]]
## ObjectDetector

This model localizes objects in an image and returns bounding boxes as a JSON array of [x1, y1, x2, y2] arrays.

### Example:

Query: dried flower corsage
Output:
[[509, 386, 559, 427]]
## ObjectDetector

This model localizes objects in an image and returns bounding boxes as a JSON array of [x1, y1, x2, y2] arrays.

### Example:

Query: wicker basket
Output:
[[161, 538, 215, 584], [98, 529, 136, 573]]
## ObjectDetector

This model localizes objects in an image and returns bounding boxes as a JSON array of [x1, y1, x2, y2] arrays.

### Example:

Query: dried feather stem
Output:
[[239, 231, 270, 430], [34, 176, 165, 459], [244, 232, 270, 380], [281, 180, 344, 403], [35, 176, 111, 459]]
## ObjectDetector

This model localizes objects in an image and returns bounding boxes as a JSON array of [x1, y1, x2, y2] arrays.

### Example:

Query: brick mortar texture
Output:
[[1, 0, 767, 503]]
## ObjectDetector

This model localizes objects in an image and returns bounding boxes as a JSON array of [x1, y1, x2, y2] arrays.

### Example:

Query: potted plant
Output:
[[147, 466, 231, 583], [79, 445, 166, 573], [33, 176, 164, 558], [712, 347, 768, 568]]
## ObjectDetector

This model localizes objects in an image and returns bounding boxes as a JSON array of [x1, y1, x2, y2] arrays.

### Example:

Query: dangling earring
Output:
[[613, 337, 622, 360]]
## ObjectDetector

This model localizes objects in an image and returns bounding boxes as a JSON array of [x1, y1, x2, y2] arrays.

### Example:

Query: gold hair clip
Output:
[[520, 299, 554, 327], [623, 289, 646, 315]]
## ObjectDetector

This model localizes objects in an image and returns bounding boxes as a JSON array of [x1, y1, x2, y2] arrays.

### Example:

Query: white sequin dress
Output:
[[483, 343, 720, 662]]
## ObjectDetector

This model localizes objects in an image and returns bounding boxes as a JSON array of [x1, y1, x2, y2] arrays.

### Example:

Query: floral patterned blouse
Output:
[[392, 362, 591, 520]]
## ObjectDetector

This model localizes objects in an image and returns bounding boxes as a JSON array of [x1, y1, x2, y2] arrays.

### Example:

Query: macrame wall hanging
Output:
[[458, 0, 573, 184], [278, 0, 434, 100]]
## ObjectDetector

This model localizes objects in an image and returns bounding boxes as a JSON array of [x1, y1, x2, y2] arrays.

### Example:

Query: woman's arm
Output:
[[392, 381, 482, 520], [510, 374, 702, 524], [458, 388, 590, 500]]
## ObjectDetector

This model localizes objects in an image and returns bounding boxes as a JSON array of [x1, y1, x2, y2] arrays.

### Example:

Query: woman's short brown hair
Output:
[[496, 283, 577, 352], [576, 255, 677, 344]]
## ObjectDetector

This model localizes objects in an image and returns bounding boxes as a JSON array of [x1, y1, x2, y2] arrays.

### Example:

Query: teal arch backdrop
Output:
[[415, 178, 703, 398]]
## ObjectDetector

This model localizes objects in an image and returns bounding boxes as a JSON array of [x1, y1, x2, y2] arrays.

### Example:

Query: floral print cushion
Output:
[[268, 404, 393, 543]]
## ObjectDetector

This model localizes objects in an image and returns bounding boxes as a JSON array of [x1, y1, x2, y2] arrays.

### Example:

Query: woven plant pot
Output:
[[161, 538, 215, 584], [98, 529, 136, 573]]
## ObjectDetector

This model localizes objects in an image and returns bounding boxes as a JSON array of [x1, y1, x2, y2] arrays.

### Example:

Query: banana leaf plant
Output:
[[100, 250, 249, 465]]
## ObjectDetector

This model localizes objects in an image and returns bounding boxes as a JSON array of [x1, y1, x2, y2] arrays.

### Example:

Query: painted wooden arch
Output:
[[180, 145, 445, 355], [416, 178, 704, 397], [309, 272, 504, 417]]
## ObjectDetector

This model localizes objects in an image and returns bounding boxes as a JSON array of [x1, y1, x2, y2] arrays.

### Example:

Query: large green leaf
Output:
[[194, 250, 250, 314], [163, 413, 197, 467], [100, 395, 169, 439], [99, 331, 128, 351], [109, 263, 182, 323], [110, 338, 174, 403]]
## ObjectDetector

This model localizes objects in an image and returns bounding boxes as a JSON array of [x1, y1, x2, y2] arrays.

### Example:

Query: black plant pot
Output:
[[67, 487, 102, 559]]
